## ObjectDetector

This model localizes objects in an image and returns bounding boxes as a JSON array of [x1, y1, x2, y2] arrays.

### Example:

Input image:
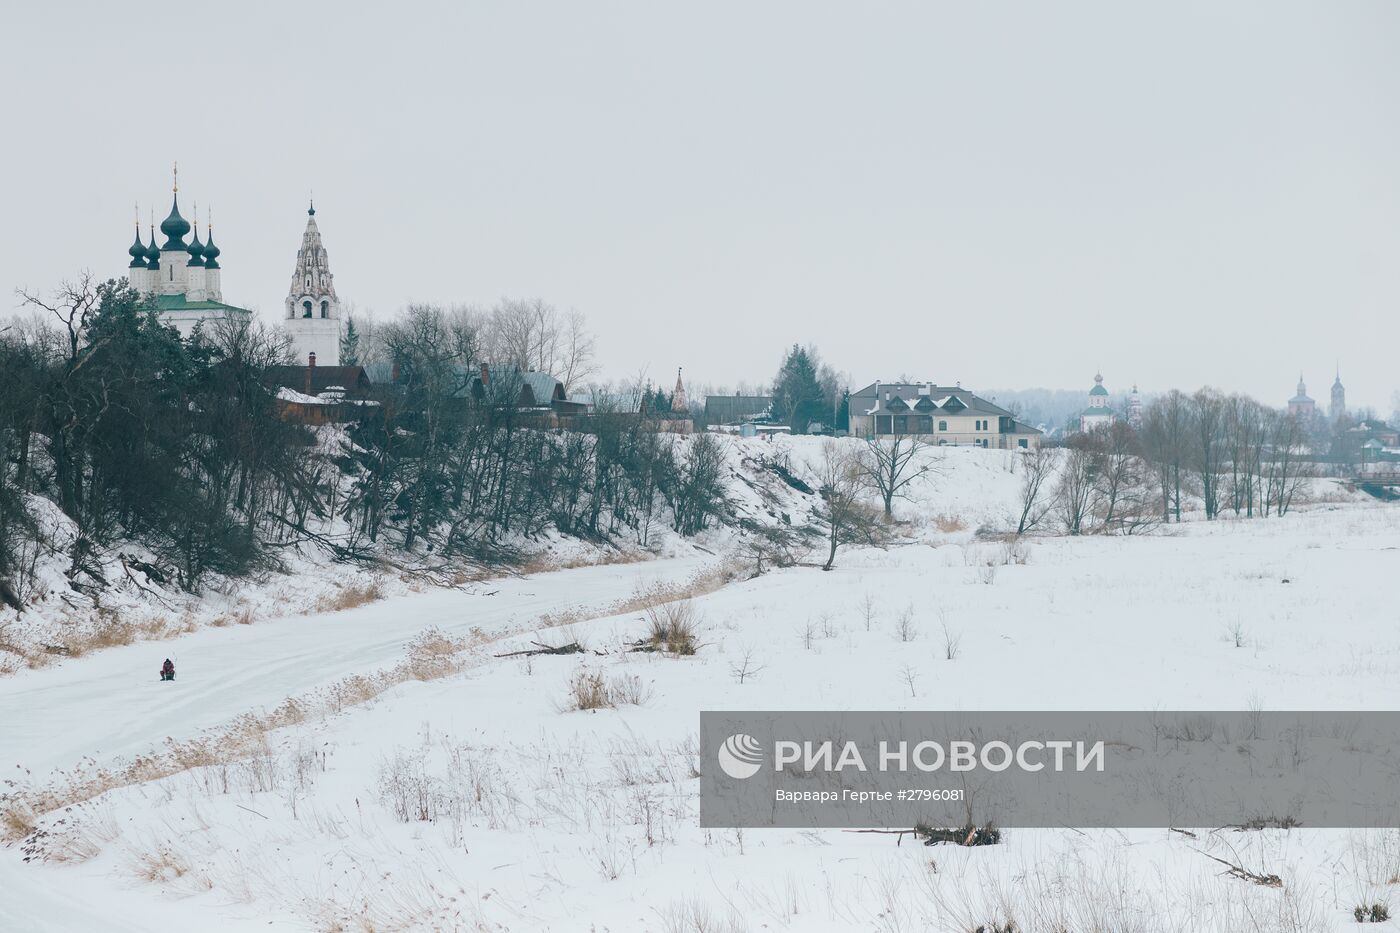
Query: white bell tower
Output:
[[284, 200, 342, 367]]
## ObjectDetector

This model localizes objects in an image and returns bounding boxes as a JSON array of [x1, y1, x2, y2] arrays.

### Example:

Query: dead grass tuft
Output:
[[932, 513, 967, 534], [643, 600, 700, 655], [316, 578, 385, 613], [564, 669, 652, 711]]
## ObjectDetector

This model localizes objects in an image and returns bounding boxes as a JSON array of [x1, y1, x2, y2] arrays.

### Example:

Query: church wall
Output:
[[285, 318, 342, 367]]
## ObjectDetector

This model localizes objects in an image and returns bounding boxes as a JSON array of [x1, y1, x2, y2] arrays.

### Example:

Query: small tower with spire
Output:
[[1127, 384, 1142, 428], [670, 368, 688, 413], [1330, 365, 1346, 422], [284, 198, 343, 366]]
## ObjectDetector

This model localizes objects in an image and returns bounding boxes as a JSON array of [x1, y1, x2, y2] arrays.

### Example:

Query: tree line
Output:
[[1017, 388, 1311, 536], [0, 279, 727, 607]]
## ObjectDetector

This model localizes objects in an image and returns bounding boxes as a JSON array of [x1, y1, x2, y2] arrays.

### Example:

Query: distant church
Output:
[[1288, 375, 1316, 419], [283, 201, 343, 366], [126, 168, 252, 336], [1078, 372, 1116, 432], [1287, 371, 1345, 422]]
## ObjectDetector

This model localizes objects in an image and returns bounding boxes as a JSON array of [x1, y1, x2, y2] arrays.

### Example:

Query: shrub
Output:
[[1354, 903, 1391, 923], [564, 669, 652, 711], [644, 600, 699, 655]]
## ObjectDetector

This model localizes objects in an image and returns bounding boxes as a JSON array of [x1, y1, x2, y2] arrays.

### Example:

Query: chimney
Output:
[[480, 363, 490, 386], [308, 351, 317, 367]]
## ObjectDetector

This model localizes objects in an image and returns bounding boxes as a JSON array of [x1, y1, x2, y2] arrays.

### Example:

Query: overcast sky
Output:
[[1, 1, 1396, 409]]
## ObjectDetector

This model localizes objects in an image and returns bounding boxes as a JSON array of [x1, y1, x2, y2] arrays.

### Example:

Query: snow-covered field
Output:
[[4, 440, 1399, 932]]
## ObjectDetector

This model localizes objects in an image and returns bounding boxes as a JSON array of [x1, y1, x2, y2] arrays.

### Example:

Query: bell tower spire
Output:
[[284, 198, 343, 367]]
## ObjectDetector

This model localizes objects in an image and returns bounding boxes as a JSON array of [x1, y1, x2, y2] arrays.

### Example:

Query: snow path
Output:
[[0, 555, 710, 779]]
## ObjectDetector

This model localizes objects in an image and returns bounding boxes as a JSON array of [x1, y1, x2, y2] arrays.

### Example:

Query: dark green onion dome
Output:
[[159, 194, 190, 249], [187, 224, 205, 267], [202, 230, 221, 269], [128, 226, 147, 268], [146, 225, 161, 269]]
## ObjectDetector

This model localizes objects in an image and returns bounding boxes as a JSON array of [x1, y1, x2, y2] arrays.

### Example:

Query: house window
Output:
[[876, 415, 893, 434], [303, 300, 313, 318], [916, 415, 932, 434], [938, 420, 947, 431], [1018, 438, 1028, 449], [894, 415, 908, 434]]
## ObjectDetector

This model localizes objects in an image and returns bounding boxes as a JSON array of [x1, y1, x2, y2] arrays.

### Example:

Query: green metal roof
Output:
[[1089, 384, 1109, 396], [148, 293, 252, 314]]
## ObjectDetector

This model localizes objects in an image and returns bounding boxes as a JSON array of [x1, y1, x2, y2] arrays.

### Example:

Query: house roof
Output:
[[851, 383, 1013, 418], [472, 364, 565, 407], [704, 395, 774, 424], [264, 365, 372, 395]]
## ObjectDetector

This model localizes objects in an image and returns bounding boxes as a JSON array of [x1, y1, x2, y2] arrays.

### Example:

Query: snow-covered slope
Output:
[[3, 441, 1396, 931]]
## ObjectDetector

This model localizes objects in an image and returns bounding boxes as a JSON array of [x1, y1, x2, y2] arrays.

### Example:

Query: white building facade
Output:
[[283, 202, 342, 366]]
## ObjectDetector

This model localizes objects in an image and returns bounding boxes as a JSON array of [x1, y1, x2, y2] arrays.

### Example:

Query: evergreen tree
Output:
[[341, 318, 361, 366], [772, 344, 826, 434], [836, 389, 850, 432]]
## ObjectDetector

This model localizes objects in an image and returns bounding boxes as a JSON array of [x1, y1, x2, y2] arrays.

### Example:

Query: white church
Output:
[[126, 173, 250, 336], [127, 170, 344, 367]]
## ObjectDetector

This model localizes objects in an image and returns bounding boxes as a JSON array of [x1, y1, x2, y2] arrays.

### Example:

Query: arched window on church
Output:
[[320, 301, 329, 319], [303, 300, 313, 319], [306, 276, 311, 289]]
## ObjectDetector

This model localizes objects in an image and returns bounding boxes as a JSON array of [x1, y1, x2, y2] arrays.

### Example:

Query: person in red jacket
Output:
[[160, 658, 175, 682]]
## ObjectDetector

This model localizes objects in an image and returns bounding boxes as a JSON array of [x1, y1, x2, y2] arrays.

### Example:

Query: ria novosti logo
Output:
[[717, 733, 764, 779]]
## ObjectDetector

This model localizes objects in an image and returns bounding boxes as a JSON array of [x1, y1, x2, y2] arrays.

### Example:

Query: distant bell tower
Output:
[[1330, 366, 1346, 421], [284, 199, 342, 367], [671, 368, 688, 412]]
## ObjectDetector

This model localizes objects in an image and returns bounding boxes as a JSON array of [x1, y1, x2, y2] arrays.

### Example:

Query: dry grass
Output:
[[130, 846, 191, 882], [316, 578, 386, 613], [932, 512, 968, 533], [643, 600, 700, 655], [519, 548, 650, 574], [2, 801, 37, 839], [563, 669, 652, 711]]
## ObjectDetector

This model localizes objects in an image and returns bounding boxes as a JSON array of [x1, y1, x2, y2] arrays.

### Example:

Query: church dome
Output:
[[159, 195, 190, 249], [145, 226, 160, 269], [187, 225, 205, 267], [128, 227, 147, 268], [203, 231, 221, 269]]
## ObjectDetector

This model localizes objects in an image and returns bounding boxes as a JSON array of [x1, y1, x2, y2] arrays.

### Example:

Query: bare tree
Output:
[[1190, 388, 1229, 519], [1264, 410, 1310, 516], [557, 309, 598, 393], [815, 440, 881, 571], [1014, 444, 1056, 534], [861, 435, 939, 518], [1055, 435, 1099, 535], [1140, 390, 1191, 522], [477, 298, 596, 391], [16, 272, 102, 365]]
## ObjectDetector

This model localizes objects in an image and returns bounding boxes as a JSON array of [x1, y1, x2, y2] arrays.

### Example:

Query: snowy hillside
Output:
[[3, 439, 1397, 931]]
